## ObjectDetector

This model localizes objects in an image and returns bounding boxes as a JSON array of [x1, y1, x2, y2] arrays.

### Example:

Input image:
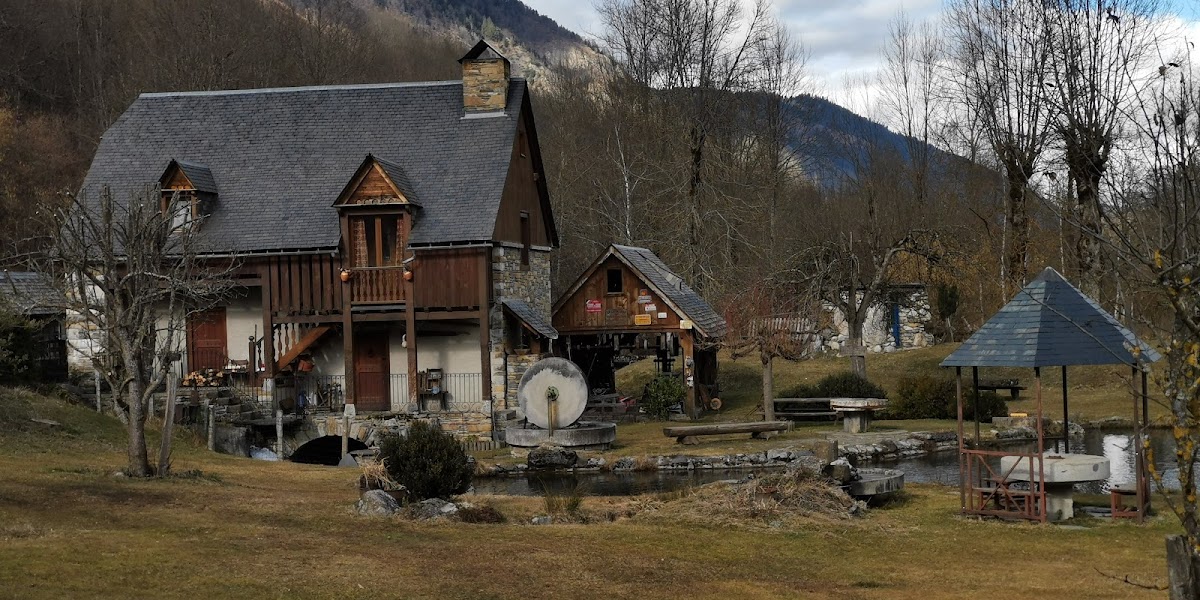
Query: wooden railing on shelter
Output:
[[350, 267, 405, 304]]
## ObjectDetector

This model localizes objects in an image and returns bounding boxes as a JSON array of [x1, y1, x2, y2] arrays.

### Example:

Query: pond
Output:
[[469, 428, 1184, 497], [880, 427, 1181, 494]]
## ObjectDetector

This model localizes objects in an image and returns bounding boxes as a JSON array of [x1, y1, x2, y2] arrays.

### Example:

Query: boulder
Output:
[[996, 426, 1037, 440], [531, 515, 553, 525], [787, 455, 830, 475], [527, 445, 578, 470], [585, 457, 607, 469], [410, 498, 458, 520], [356, 490, 401, 517], [825, 457, 859, 484], [612, 457, 636, 471]]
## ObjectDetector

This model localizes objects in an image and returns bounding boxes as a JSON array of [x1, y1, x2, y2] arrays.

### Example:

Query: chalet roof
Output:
[[0, 271, 62, 316], [501, 298, 557, 340], [80, 78, 528, 252], [174, 160, 218, 194], [941, 267, 1158, 368]]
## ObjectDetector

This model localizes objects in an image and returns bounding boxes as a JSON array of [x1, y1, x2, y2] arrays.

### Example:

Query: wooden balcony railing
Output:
[[350, 267, 405, 304]]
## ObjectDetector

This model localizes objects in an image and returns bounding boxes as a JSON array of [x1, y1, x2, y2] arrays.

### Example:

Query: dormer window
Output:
[[158, 159, 217, 231]]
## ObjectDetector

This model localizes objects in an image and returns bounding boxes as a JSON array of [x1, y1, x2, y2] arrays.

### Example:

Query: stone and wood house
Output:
[[552, 245, 726, 418], [77, 40, 558, 434]]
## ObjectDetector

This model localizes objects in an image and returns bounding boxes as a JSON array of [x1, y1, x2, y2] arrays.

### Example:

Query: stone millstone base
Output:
[[505, 421, 617, 450]]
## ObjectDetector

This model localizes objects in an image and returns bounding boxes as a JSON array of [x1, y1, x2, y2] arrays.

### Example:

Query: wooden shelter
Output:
[[552, 245, 726, 418], [941, 267, 1158, 522]]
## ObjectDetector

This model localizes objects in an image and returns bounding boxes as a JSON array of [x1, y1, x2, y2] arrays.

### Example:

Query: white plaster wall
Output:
[[224, 289, 262, 363], [380, 323, 482, 373], [310, 331, 346, 377]]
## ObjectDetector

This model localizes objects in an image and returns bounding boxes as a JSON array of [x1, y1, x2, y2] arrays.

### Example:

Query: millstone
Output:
[[517, 357, 588, 430]]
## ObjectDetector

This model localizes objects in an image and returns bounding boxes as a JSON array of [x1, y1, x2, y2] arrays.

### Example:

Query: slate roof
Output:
[[80, 78, 527, 252], [501, 298, 557, 340], [611, 245, 727, 338], [0, 271, 63, 316], [175, 160, 218, 194], [941, 267, 1158, 368], [374, 156, 421, 205]]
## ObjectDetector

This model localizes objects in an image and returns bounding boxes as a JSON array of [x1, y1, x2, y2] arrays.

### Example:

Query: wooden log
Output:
[[662, 421, 789, 437]]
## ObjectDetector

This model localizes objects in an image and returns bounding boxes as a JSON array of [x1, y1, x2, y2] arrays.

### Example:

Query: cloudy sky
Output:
[[525, 0, 1200, 109]]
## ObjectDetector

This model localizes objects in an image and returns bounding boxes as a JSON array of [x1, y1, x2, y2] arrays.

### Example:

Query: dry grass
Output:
[[644, 471, 861, 529], [0, 387, 1182, 599]]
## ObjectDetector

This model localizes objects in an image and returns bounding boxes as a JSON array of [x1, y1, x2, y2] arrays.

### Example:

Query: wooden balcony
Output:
[[350, 267, 406, 305]]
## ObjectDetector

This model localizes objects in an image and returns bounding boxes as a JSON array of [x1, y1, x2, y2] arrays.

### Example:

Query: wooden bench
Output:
[[771, 398, 837, 420], [977, 379, 1027, 399], [1110, 484, 1148, 519], [662, 421, 790, 445]]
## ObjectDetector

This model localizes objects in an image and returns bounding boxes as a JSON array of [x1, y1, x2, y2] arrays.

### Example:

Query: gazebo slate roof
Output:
[[941, 267, 1158, 368]]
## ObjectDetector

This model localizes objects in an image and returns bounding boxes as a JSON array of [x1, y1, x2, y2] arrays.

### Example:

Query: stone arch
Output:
[[289, 435, 368, 466]]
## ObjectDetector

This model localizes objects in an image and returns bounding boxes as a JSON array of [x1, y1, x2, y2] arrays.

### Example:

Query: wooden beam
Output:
[[260, 264, 275, 378], [340, 216, 355, 408], [415, 310, 480, 321], [681, 331, 696, 419], [479, 249, 492, 410], [274, 314, 341, 324], [275, 326, 332, 371]]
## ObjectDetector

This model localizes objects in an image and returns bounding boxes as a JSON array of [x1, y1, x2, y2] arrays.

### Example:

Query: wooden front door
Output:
[[187, 308, 227, 371], [354, 331, 390, 411]]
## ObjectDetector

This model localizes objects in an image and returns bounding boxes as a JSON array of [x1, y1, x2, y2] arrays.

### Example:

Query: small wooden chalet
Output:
[[77, 40, 558, 431], [552, 245, 726, 418], [0, 271, 68, 381]]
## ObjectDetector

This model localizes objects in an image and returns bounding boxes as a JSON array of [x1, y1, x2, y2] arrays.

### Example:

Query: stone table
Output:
[[998, 453, 1110, 521], [829, 398, 888, 434]]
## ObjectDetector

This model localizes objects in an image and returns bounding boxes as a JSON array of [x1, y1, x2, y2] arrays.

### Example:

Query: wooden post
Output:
[[342, 313, 355, 410], [158, 375, 177, 476], [94, 370, 101, 412], [275, 408, 284, 457], [1034, 367, 1046, 522], [479, 250, 492, 413], [1166, 535, 1198, 600], [207, 403, 215, 452], [681, 332, 696, 420], [956, 366, 965, 513], [971, 367, 981, 444], [1142, 369, 1151, 518], [406, 284, 418, 412], [260, 265, 275, 379], [1061, 365, 1069, 454]]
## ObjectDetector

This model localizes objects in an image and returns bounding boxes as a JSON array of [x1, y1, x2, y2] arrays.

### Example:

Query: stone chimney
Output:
[[459, 39, 511, 113]]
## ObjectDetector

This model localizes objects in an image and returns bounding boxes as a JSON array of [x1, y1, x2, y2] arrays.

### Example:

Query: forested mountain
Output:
[[372, 0, 588, 58]]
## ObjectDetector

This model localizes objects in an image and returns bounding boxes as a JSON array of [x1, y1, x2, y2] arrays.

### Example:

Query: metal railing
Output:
[[383, 372, 484, 413], [295, 374, 347, 413]]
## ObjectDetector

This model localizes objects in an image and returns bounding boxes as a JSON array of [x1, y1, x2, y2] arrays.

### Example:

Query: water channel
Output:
[[469, 428, 1183, 497]]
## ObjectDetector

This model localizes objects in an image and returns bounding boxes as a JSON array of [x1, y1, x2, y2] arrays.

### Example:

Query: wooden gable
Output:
[[334, 158, 413, 207], [161, 165, 194, 191], [552, 255, 683, 333], [492, 98, 557, 247]]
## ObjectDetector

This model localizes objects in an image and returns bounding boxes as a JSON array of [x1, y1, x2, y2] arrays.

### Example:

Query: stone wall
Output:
[[818, 288, 932, 354], [490, 245, 553, 416], [462, 58, 510, 112]]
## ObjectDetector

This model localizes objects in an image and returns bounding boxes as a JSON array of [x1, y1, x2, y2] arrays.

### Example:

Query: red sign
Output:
[[586, 299, 602, 313]]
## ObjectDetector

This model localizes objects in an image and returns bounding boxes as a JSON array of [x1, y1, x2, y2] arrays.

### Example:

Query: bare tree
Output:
[[36, 186, 235, 476], [879, 10, 946, 207], [1095, 43, 1200, 594], [1040, 0, 1162, 296], [946, 0, 1054, 293]]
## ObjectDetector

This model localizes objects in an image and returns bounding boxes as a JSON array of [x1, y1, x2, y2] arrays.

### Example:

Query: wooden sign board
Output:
[[586, 299, 602, 313], [634, 314, 652, 326]]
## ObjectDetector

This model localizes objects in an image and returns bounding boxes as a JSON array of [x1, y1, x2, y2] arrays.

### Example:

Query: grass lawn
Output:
[[617, 344, 1165, 425], [0, 387, 1182, 599]]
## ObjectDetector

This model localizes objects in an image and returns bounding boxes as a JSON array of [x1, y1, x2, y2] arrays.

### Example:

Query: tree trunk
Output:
[[761, 352, 775, 422], [1006, 169, 1031, 291], [125, 378, 151, 477], [1071, 161, 1104, 298], [1166, 535, 1200, 600], [848, 318, 867, 378]]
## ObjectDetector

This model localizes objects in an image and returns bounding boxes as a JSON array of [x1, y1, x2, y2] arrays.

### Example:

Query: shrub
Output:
[[778, 371, 887, 400], [378, 420, 472, 501], [641, 374, 685, 419], [887, 374, 1008, 421], [0, 306, 37, 385]]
